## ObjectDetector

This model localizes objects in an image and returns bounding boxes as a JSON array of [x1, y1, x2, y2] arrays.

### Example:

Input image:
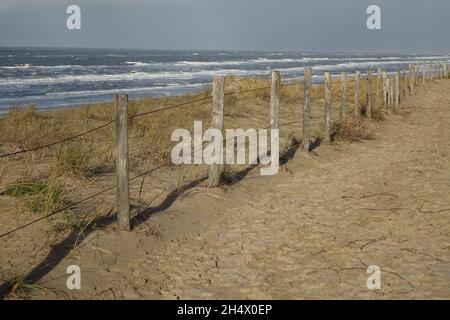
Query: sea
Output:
[[0, 47, 449, 111]]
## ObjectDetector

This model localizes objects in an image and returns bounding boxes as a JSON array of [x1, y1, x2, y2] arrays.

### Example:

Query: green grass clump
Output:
[[5, 180, 67, 214], [4, 180, 48, 197]]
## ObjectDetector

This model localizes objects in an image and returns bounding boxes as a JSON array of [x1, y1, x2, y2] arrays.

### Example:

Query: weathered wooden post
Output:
[[389, 77, 394, 109], [390, 77, 395, 108], [409, 64, 415, 95], [270, 70, 281, 129], [444, 63, 448, 79], [387, 77, 392, 109], [382, 71, 388, 111], [354, 71, 361, 116], [440, 64, 443, 80], [115, 94, 131, 231], [429, 63, 433, 82], [340, 72, 346, 123], [366, 69, 372, 119], [376, 68, 382, 111], [395, 72, 400, 109], [324, 72, 332, 144], [422, 63, 426, 83], [303, 67, 312, 151], [208, 76, 224, 187], [403, 70, 408, 100], [415, 64, 419, 85]]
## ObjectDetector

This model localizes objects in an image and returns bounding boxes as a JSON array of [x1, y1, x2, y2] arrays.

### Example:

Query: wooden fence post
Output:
[[409, 65, 415, 95], [391, 77, 395, 108], [422, 63, 426, 83], [115, 94, 131, 231], [403, 70, 408, 100], [303, 67, 312, 151], [376, 68, 382, 111], [415, 64, 419, 85], [395, 72, 400, 109], [324, 72, 332, 144], [354, 71, 360, 116], [366, 69, 372, 119], [444, 63, 448, 79], [429, 63, 433, 82], [382, 71, 388, 111], [386, 77, 391, 109], [208, 76, 224, 187], [440, 64, 443, 80], [340, 72, 346, 123], [270, 70, 281, 129]]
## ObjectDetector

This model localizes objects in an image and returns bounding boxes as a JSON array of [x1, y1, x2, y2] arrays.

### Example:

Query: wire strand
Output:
[[0, 184, 117, 239], [130, 96, 212, 119], [0, 120, 115, 158], [0, 160, 174, 239], [224, 86, 271, 96]]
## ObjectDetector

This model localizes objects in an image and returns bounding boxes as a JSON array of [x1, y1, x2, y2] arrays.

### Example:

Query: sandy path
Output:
[[8, 80, 450, 299], [136, 80, 450, 299]]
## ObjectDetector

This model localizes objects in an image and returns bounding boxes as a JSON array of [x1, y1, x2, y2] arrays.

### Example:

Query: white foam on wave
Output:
[[0, 64, 110, 70], [172, 57, 330, 67], [14, 64, 31, 68], [0, 68, 264, 86], [125, 61, 152, 67], [2, 56, 449, 88]]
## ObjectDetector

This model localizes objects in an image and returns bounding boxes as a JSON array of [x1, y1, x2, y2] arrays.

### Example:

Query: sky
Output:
[[0, 0, 449, 53]]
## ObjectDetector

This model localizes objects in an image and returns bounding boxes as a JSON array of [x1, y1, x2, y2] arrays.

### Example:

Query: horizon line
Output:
[[0, 45, 449, 56]]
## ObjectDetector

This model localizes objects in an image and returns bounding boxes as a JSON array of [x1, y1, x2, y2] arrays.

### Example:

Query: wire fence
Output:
[[0, 61, 449, 239]]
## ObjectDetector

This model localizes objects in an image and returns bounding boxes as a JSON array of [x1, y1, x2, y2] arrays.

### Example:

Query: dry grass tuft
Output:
[[6, 271, 67, 299], [332, 117, 376, 143], [52, 144, 91, 179]]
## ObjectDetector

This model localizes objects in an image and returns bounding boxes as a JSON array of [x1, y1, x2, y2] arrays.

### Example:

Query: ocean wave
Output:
[[11, 63, 32, 69], [2, 57, 449, 87], [125, 61, 153, 66], [0, 64, 110, 70], [0, 69, 264, 86], [172, 57, 329, 67]]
